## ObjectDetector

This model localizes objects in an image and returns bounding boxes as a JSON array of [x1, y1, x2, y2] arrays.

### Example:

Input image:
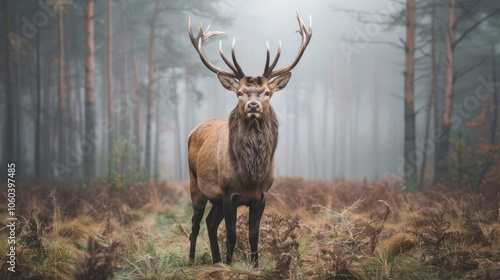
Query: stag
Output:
[[187, 12, 312, 267]]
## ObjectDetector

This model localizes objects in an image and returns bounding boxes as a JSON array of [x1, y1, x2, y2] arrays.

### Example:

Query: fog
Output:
[[177, 0, 406, 180], [2, 0, 498, 187]]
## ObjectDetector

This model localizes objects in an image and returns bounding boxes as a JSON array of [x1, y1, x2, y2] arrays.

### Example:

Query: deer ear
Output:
[[269, 72, 292, 92], [217, 73, 240, 92]]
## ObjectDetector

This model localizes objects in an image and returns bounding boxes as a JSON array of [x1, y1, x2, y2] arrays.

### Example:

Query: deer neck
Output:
[[228, 107, 279, 183]]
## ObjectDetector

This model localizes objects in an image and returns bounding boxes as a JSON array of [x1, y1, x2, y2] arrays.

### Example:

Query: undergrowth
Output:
[[0, 179, 498, 279]]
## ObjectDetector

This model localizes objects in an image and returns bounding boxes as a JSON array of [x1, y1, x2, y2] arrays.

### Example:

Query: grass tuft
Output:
[[1, 179, 498, 279]]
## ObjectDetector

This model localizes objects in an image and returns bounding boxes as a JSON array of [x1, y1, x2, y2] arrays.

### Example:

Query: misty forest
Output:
[[1, 0, 499, 279]]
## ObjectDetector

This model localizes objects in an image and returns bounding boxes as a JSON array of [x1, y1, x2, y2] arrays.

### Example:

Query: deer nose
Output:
[[248, 102, 260, 112]]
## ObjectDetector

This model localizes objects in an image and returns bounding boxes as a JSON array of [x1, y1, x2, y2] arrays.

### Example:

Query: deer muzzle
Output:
[[245, 101, 263, 118]]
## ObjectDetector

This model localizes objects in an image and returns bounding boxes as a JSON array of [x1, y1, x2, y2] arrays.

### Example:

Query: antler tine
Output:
[[262, 11, 312, 79], [309, 14, 313, 31], [218, 38, 245, 79], [231, 38, 245, 77], [197, 22, 203, 39], [269, 40, 282, 75], [263, 41, 270, 77], [218, 40, 239, 76], [188, 17, 195, 46], [188, 17, 242, 79], [263, 40, 282, 78]]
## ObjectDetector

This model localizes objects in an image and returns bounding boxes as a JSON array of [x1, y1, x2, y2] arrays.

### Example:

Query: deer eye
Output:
[[265, 91, 270, 96], [237, 91, 243, 96]]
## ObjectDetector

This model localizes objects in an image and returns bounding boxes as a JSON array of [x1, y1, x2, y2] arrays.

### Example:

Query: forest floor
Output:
[[0, 178, 499, 279]]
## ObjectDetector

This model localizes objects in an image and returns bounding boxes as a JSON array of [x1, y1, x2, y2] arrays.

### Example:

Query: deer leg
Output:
[[189, 193, 207, 264], [249, 195, 266, 268], [223, 194, 238, 264], [206, 202, 224, 263]]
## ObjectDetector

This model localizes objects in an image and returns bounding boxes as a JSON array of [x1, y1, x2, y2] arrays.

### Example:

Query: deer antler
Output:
[[188, 17, 245, 79], [263, 11, 312, 79]]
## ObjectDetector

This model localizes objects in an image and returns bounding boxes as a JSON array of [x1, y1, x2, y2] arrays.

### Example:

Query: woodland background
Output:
[[1, 1, 500, 279], [1, 0, 499, 188]]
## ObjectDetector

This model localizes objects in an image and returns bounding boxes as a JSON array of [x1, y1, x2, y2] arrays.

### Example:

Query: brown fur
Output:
[[228, 106, 279, 184], [187, 12, 311, 266], [187, 74, 290, 266]]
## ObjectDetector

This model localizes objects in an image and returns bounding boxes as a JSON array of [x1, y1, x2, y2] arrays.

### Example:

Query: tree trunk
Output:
[[154, 76, 162, 180], [476, 45, 498, 187], [170, 70, 183, 180], [351, 81, 359, 179], [338, 60, 351, 179], [84, 0, 96, 183], [121, 12, 129, 136], [66, 48, 74, 182], [436, 0, 456, 182], [369, 49, 379, 178], [130, 18, 141, 169], [76, 65, 84, 179], [284, 84, 291, 174], [58, 10, 66, 172], [308, 84, 317, 178], [35, 11, 42, 180], [419, 84, 433, 188], [72, 46, 84, 180], [43, 59, 53, 180], [14, 13, 22, 168], [292, 87, 300, 174], [332, 53, 338, 177], [322, 85, 328, 179], [145, 0, 160, 179], [184, 65, 195, 133], [345, 59, 352, 179], [107, 0, 114, 174], [4, 0, 15, 167], [422, 0, 438, 188], [72, 19, 83, 180], [431, 0, 439, 185], [29, 37, 38, 177], [403, 0, 417, 186]]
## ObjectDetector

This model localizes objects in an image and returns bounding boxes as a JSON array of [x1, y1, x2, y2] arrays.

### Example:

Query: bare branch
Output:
[[453, 5, 500, 48]]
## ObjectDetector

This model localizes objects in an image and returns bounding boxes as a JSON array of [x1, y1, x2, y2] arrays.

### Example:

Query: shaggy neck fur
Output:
[[228, 107, 279, 183]]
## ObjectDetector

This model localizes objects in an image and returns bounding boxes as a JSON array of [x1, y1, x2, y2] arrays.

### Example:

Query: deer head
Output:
[[188, 11, 312, 120]]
